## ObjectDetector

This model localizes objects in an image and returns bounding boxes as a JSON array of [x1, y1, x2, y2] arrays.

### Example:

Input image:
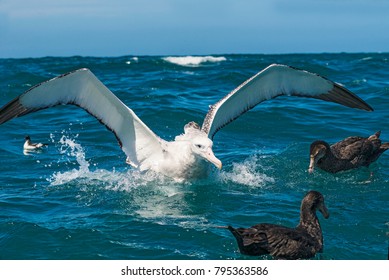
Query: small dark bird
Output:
[[309, 131, 389, 173], [224, 191, 329, 260], [23, 135, 48, 151]]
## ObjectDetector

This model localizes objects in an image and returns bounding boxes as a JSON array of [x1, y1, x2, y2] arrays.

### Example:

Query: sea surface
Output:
[[0, 53, 388, 260]]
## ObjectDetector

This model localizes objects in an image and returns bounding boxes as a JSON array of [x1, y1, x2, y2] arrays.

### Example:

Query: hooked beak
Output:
[[308, 155, 315, 174], [319, 203, 330, 219], [204, 148, 222, 170]]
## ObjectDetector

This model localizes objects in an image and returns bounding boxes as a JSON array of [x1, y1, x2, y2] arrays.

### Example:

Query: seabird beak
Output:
[[319, 203, 330, 219], [205, 148, 222, 170], [308, 155, 315, 174]]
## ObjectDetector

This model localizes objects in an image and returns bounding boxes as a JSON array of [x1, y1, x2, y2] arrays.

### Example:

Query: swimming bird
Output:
[[224, 190, 329, 260], [0, 64, 373, 179], [23, 135, 48, 151], [308, 131, 389, 173]]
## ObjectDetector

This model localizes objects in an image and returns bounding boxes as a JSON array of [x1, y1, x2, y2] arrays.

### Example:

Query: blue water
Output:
[[0, 54, 388, 260]]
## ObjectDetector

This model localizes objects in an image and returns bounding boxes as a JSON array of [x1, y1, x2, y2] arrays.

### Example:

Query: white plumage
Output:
[[0, 64, 373, 179]]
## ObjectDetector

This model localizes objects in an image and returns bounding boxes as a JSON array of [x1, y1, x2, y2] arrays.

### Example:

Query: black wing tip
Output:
[[317, 83, 374, 112], [281, 65, 374, 112], [0, 97, 29, 125], [0, 68, 93, 126], [334, 83, 374, 111]]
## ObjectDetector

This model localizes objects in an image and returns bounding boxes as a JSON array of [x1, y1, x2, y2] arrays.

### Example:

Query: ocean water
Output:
[[0, 53, 388, 260]]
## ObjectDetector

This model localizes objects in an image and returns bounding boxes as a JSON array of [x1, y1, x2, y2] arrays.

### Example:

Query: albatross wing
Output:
[[0, 68, 166, 169], [201, 64, 373, 139]]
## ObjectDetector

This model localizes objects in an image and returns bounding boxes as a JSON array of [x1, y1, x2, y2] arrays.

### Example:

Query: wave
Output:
[[162, 56, 226, 66], [125, 57, 139, 65]]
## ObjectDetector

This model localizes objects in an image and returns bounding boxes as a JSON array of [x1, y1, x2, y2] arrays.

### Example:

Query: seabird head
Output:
[[25, 135, 31, 141], [191, 135, 222, 170], [308, 141, 329, 173], [183, 121, 222, 170], [302, 190, 329, 219]]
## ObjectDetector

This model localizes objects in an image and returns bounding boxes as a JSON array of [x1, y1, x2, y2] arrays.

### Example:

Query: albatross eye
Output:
[[195, 144, 203, 149]]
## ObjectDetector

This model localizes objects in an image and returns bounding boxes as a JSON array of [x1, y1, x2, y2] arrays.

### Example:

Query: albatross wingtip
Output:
[[321, 83, 374, 112]]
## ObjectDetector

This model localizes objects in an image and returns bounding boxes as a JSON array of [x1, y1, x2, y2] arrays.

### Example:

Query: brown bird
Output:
[[309, 131, 389, 173], [224, 191, 329, 260]]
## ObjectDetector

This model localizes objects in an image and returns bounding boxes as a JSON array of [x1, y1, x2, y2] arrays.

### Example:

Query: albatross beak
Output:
[[205, 148, 222, 170]]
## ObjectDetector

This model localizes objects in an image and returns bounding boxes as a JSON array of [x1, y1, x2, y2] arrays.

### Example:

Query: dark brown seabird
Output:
[[309, 131, 389, 173], [225, 190, 329, 260]]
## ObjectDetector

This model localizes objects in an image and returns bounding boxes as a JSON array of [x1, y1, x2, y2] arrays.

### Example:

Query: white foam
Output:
[[219, 154, 275, 187], [47, 136, 159, 189], [163, 56, 226, 66], [125, 57, 139, 65], [47, 134, 177, 188]]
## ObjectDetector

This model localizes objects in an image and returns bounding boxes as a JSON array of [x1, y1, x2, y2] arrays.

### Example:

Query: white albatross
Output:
[[0, 64, 373, 179]]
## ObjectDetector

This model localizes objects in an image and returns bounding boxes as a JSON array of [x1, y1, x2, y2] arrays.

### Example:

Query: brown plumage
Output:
[[225, 191, 329, 260], [309, 131, 389, 173]]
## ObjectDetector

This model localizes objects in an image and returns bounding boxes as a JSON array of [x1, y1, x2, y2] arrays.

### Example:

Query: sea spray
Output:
[[48, 135, 90, 186], [219, 154, 275, 187], [59, 135, 90, 171], [47, 135, 184, 194]]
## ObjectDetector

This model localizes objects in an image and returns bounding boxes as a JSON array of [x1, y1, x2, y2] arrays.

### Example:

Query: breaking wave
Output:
[[163, 56, 227, 66]]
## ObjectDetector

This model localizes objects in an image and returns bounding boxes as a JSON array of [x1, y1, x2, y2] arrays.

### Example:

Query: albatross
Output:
[[0, 64, 373, 180]]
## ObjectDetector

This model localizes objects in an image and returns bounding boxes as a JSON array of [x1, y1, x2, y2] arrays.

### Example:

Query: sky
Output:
[[1, 0, 389, 58]]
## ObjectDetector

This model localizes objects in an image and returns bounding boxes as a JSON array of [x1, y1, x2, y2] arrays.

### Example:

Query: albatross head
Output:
[[183, 122, 222, 170]]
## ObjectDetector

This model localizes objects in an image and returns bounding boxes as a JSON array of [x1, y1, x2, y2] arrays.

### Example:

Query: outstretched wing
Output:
[[0, 68, 166, 169], [201, 64, 373, 139]]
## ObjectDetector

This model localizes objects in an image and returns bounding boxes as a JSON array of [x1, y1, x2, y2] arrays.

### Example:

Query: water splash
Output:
[[48, 135, 90, 186], [219, 154, 275, 187], [46, 134, 203, 227], [59, 135, 90, 171]]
